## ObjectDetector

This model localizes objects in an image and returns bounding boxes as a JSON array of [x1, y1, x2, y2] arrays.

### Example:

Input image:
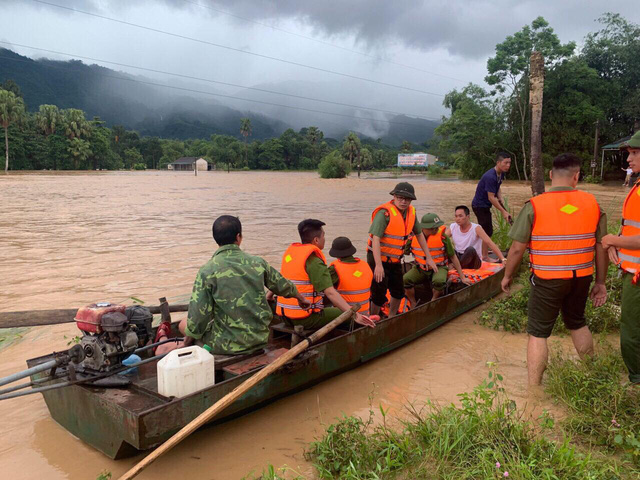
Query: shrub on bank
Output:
[[318, 151, 351, 179], [133, 163, 146, 170], [546, 348, 640, 467]]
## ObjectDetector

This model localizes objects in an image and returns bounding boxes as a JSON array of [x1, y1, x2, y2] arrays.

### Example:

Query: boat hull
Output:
[[28, 269, 504, 458]]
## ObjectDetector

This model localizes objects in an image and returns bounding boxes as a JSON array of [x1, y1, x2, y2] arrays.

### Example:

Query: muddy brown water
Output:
[[0, 171, 627, 479]]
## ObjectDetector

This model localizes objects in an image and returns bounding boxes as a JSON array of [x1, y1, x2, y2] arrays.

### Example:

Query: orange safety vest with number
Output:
[[529, 190, 600, 279], [619, 180, 640, 274], [411, 225, 448, 269], [367, 201, 416, 263], [329, 258, 373, 315], [277, 243, 326, 319]]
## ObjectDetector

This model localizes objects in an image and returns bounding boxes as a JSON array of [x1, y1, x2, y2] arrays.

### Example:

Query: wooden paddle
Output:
[[118, 305, 361, 480], [0, 303, 189, 329]]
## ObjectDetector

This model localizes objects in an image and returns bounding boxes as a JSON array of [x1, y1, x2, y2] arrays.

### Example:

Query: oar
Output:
[[0, 303, 189, 329], [118, 305, 361, 480]]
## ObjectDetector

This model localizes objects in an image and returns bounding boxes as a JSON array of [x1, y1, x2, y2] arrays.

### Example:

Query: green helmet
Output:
[[621, 130, 640, 151], [389, 182, 416, 200], [419, 213, 444, 229]]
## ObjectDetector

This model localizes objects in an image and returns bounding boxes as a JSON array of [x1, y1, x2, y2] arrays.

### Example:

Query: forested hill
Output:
[[0, 49, 438, 144]]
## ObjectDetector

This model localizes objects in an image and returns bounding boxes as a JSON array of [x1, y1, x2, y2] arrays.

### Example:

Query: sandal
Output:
[[153, 321, 172, 354]]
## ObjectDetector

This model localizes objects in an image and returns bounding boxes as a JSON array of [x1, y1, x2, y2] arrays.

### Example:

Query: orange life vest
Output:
[[619, 180, 640, 274], [330, 258, 373, 315], [529, 190, 600, 279], [411, 225, 448, 269], [276, 243, 326, 319], [448, 262, 503, 284], [367, 201, 416, 263], [381, 291, 408, 316]]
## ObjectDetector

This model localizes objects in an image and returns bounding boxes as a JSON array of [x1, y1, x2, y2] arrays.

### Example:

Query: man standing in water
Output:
[[367, 182, 437, 317], [472, 152, 513, 261], [602, 131, 640, 384], [501, 153, 608, 385], [156, 215, 311, 355]]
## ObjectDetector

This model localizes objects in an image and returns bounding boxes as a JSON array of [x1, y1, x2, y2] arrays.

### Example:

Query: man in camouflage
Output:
[[157, 215, 310, 355]]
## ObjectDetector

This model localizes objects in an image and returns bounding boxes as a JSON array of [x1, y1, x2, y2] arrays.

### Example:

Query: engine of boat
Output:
[[78, 311, 139, 372]]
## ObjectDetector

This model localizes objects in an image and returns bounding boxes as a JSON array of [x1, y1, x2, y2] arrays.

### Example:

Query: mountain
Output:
[[0, 49, 439, 144]]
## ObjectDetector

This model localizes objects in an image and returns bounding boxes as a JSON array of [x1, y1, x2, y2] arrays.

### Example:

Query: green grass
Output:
[[479, 263, 623, 334], [0, 327, 28, 352], [546, 348, 640, 467], [301, 369, 627, 479]]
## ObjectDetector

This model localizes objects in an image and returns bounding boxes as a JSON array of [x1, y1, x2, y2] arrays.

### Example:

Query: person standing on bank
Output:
[[328, 236, 374, 316], [472, 152, 513, 261], [602, 131, 640, 384], [367, 182, 437, 317], [501, 153, 608, 386], [447, 205, 507, 269], [277, 219, 376, 329]]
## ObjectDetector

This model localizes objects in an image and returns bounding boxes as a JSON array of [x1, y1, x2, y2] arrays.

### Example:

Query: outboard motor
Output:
[[75, 302, 140, 372]]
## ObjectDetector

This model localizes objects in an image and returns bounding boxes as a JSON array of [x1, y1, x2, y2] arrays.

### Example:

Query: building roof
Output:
[[171, 157, 207, 165], [602, 135, 632, 150]]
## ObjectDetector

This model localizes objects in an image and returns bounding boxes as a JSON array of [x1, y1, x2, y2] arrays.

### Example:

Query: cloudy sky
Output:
[[2, 0, 639, 131]]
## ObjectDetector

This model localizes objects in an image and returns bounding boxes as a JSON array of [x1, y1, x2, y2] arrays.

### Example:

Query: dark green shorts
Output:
[[527, 274, 592, 338], [403, 264, 449, 291], [284, 307, 343, 329]]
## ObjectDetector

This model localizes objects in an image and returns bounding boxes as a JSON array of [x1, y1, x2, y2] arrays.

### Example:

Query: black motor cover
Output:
[[101, 311, 128, 332], [125, 306, 153, 345]]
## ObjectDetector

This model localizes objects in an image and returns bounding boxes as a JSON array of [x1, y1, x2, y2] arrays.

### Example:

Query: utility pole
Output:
[[529, 51, 545, 196], [592, 120, 599, 178]]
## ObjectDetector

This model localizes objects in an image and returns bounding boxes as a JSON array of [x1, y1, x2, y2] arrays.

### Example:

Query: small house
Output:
[[169, 157, 209, 171]]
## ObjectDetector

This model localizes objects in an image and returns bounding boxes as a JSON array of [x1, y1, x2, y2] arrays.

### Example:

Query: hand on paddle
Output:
[[589, 282, 607, 308]]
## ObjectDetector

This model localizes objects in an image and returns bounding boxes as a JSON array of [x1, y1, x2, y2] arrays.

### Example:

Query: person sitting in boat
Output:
[[327, 236, 374, 316], [404, 213, 471, 307], [446, 205, 506, 268], [276, 219, 376, 329], [156, 215, 311, 356], [367, 182, 437, 317]]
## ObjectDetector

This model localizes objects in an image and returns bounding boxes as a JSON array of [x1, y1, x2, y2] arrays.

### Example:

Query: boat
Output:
[[26, 266, 504, 459]]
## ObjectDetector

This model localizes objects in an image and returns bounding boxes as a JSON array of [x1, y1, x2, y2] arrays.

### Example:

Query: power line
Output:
[[0, 54, 441, 128], [1, 42, 441, 121], [29, 0, 446, 98], [178, 0, 467, 84]]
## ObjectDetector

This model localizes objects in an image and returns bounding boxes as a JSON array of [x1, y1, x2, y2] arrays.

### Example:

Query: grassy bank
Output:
[[247, 364, 637, 479]]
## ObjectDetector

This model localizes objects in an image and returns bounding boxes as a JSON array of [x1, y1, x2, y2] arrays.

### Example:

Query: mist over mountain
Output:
[[0, 49, 438, 145]]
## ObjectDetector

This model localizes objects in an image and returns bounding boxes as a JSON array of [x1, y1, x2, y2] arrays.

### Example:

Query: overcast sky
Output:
[[2, 0, 639, 126]]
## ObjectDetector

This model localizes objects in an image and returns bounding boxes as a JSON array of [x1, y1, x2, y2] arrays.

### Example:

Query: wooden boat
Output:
[[26, 267, 504, 459]]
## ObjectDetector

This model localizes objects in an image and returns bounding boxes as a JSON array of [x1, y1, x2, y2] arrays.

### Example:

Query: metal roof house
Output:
[[168, 157, 209, 171]]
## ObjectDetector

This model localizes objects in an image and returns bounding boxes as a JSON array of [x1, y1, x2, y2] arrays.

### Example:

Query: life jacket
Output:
[[619, 180, 640, 274], [330, 258, 373, 315], [448, 262, 503, 284], [529, 190, 600, 279], [367, 201, 416, 263], [411, 225, 448, 269], [276, 243, 326, 319], [381, 291, 408, 316]]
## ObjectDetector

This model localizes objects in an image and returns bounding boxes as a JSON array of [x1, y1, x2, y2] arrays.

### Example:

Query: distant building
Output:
[[169, 157, 209, 171], [397, 153, 438, 167]]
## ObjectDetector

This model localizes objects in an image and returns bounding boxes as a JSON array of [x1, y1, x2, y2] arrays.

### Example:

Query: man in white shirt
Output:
[[447, 205, 507, 267], [622, 166, 633, 187]]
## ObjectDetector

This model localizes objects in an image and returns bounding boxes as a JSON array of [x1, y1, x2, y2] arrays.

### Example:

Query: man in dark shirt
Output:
[[472, 152, 512, 260]]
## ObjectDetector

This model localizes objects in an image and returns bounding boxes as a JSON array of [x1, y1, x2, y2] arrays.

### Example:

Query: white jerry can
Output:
[[157, 345, 215, 398]]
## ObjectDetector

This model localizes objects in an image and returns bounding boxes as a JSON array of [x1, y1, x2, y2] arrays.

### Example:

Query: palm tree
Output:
[[67, 138, 92, 170], [240, 118, 252, 171], [35, 104, 62, 169], [0, 89, 26, 174], [306, 126, 323, 163], [63, 108, 91, 140], [341, 132, 361, 167]]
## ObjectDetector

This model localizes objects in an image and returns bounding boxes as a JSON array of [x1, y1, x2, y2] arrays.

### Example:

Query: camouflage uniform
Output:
[[185, 244, 299, 354]]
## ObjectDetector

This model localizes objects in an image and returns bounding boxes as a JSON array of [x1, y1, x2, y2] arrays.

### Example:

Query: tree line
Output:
[[0, 79, 418, 175], [434, 13, 640, 180]]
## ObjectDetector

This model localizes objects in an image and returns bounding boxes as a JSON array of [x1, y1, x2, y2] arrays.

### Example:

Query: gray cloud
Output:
[[28, 0, 639, 58]]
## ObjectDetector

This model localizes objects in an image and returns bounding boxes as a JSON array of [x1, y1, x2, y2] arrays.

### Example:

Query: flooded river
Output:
[[0, 171, 627, 479]]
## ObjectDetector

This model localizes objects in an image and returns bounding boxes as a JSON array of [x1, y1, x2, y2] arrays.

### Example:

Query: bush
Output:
[[241, 166, 250, 171], [583, 174, 603, 184], [546, 348, 640, 467], [318, 151, 351, 179], [133, 163, 146, 170], [427, 164, 444, 175]]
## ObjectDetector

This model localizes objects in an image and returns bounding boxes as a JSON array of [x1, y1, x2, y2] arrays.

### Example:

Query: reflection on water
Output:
[[0, 171, 624, 479]]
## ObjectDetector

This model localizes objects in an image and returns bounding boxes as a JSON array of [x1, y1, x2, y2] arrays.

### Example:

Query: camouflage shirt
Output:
[[185, 244, 299, 354]]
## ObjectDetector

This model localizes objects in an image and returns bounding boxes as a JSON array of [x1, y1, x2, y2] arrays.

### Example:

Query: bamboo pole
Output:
[[118, 305, 360, 480], [529, 51, 545, 197]]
